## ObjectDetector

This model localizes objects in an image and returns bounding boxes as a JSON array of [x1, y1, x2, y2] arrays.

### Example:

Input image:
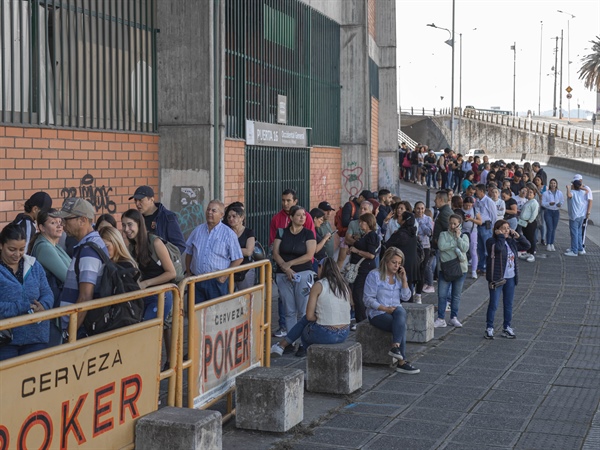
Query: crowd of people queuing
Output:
[[0, 150, 593, 370]]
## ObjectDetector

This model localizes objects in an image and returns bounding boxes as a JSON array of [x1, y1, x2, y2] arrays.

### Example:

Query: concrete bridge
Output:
[[400, 109, 599, 176]]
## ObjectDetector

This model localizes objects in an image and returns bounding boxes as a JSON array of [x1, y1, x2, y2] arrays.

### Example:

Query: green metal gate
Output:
[[245, 146, 310, 246]]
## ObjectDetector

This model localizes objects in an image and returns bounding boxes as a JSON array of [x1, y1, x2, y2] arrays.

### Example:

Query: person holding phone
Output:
[[363, 247, 419, 374], [484, 220, 530, 339], [435, 215, 470, 328], [541, 179, 563, 252]]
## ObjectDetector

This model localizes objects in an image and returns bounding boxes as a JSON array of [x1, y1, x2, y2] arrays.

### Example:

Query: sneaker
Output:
[[578, 250, 586, 255], [547, 244, 553, 252], [502, 327, 516, 339], [470, 271, 477, 279], [295, 345, 307, 357], [564, 250, 578, 257], [541, 240, 546, 246], [273, 328, 287, 338], [388, 347, 404, 361], [434, 318, 447, 328], [518, 252, 529, 260], [270, 343, 284, 357], [396, 361, 420, 374], [446, 303, 451, 312], [550, 244, 555, 251], [413, 294, 422, 304], [449, 317, 463, 328], [526, 254, 535, 263], [422, 285, 435, 293], [484, 327, 494, 339], [350, 318, 357, 331]]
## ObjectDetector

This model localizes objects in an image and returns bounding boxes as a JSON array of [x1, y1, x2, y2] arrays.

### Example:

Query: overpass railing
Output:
[[400, 107, 452, 116]]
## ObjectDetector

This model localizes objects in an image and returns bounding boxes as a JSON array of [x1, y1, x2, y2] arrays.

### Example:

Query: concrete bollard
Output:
[[306, 341, 362, 394], [135, 407, 222, 450], [403, 303, 435, 343], [235, 367, 304, 432], [355, 321, 394, 365]]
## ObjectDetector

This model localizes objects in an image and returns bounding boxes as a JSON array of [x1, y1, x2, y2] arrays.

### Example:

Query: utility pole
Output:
[[450, 0, 456, 150], [559, 30, 564, 119], [553, 36, 558, 117], [511, 42, 516, 116], [538, 21, 543, 116]]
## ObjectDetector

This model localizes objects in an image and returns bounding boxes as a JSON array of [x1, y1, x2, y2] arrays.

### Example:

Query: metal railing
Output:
[[397, 129, 418, 149], [0, 0, 157, 132], [400, 107, 452, 116]]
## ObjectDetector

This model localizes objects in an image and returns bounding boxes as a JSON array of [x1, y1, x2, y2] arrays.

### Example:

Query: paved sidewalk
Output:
[[222, 180, 600, 450]]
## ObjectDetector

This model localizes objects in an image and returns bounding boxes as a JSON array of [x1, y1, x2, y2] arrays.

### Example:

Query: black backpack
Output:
[[75, 241, 143, 335]]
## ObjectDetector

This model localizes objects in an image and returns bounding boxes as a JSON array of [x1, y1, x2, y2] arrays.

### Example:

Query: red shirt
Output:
[[269, 209, 316, 244]]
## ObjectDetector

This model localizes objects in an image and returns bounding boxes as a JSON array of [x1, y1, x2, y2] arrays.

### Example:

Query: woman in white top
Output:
[[541, 178, 564, 252], [363, 247, 419, 374], [271, 257, 352, 357]]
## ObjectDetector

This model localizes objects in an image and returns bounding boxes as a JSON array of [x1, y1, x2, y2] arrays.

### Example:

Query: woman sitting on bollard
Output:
[[271, 257, 352, 356], [363, 247, 420, 374]]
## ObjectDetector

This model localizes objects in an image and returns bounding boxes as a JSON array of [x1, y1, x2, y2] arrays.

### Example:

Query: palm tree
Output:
[[578, 36, 600, 114]]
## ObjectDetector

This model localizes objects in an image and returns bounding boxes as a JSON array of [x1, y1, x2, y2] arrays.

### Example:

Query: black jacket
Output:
[[385, 225, 420, 284], [485, 233, 530, 286]]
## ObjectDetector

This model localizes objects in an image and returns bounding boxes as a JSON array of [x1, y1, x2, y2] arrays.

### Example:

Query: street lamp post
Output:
[[427, 8, 456, 150], [557, 10, 575, 124], [511, 42, 516, 116], [538, 21, 543, 116]]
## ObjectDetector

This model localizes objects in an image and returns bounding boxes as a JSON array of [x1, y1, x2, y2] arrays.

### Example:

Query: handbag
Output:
[[440, 257, 463, 281], [488, 243, 507, 290], [343, 259, 363, 283], [0, 328, 13, 347]]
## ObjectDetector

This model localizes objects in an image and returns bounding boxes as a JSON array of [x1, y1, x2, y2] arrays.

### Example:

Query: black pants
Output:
[[523, 221, 538, 255], [351, 272, 369, 323]]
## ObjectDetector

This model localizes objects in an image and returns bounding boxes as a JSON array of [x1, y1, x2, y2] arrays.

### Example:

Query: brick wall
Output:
[[370, 97, 379, 188], [368, 0, 376, 39], [310, 146, 343, 208], [223, 139, 246, 206], [0, 125, 159, 229]]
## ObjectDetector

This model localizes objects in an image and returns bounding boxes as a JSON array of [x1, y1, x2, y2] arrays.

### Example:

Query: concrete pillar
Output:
[[135, 407, 222, 450]]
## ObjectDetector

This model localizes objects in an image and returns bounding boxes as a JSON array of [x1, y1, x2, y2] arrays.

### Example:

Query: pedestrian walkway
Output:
[[222, 180, 600, 450]]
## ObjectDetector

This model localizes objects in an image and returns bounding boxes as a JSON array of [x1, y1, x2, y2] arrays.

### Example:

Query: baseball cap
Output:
[[514, 171, 522, 177], [318, 201, 335, 211], [573, 174, 583, 182], [360, 190, 373, 200], [26, 191, 52, 210], [129, 185, 155, 200], [50, 197, 95, 220]]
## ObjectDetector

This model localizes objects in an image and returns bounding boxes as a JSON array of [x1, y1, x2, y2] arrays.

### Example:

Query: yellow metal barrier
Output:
[[0, 284, 180, 450], [178, 260, 272, 421]]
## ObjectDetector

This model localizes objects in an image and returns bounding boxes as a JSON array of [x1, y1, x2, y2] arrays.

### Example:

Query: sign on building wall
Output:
[[246, 120, 309, 148], [0, 326, 161, 449], [194, 292, 264, 408], [277, 95, 287, 124]]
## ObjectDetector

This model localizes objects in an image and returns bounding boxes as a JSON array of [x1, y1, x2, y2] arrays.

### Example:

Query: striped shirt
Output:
[[185, 222, 243, 275]]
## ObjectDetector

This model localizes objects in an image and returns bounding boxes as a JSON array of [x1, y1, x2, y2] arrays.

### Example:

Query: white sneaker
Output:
[[270, 343, 284, 356], [518, 252, 529, 260], [579, 250, 586, 255], [449, 317, 463, 327], [526, 254, 535, 263], [564, 250, 578, 257], [422, 285, 435, 293], [434, 318, 447, 328], [413, 294, 422, 304], [470, 271, 477, 279], [547, 244, 553, 252], [550, 244, 555, 251]]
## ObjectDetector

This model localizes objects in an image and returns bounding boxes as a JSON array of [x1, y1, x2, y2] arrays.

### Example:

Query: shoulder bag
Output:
[[440, 256, 463, 281], [0, 328, 12, 347], [488, 243, 507, 290], [343, 241, 381, 284]]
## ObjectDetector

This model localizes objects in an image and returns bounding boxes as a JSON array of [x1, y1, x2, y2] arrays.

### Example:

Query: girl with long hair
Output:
[[541, 178, 564, 251], [121, 209, 174, 320], [271, 257, 352, 356], [226, 205, 256, 290], [363, 247, 419, 374]]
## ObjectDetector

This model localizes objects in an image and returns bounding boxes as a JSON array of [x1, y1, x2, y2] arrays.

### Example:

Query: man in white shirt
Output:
[[474, 184, 498, 273]]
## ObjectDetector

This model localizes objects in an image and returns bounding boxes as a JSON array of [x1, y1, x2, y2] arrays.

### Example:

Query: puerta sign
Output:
[[246, 120, 309, 148]]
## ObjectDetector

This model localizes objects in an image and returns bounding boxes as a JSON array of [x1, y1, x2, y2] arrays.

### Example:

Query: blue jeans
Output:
[[276, 271, 315, 338], [284, 315, 349, 349], [369, 307, 407, 359], [507, 217, 518, 230], [437, 271, 466, 319], [544, 209, 559, 245], [0, 342, 48, 361], [486, 276, 516, 329], [569, 217, 584, 253], [143, 290, 173, 321], [194, 278, 228, 304], [477, 227, 493, 271], [426, 171, 437, 188]]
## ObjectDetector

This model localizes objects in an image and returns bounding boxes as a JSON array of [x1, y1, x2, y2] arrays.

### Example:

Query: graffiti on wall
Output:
[[61, 174, 117, 213], [313, 167, 328, 202], [171, 186, 205, 237], [342, 161, 363, 197]]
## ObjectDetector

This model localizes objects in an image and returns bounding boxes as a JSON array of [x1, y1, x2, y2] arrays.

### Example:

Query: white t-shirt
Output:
[[504, 243, 515, 279], [495, 198, 506, 222]]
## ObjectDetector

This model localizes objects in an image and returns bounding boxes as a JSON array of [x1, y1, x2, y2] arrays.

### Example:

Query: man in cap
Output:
[[130, 185, 186, 254], [510, 171, 525, 196], [565, 174, 593, 256], [50, 198, 108, 332], [337, 189, 372, 268], [317, 201, 336, 258], [12, 191, 52, 250]]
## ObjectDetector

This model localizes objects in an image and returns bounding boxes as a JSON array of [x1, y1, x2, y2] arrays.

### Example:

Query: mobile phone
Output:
[[332, 229, 338, 234]]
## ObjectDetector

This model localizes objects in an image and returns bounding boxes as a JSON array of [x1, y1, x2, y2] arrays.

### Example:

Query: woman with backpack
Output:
[[28, 208, 72, 346], [122, 209, 175, 321]]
